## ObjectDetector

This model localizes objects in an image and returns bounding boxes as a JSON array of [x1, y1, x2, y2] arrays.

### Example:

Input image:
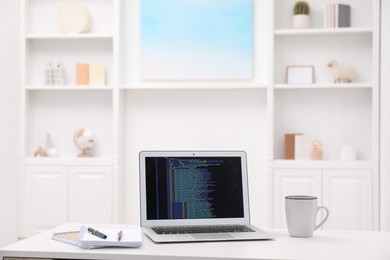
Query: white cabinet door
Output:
[[273, 169, 322, 228], [68, 166, 113, 224], [323, 170, 372, 230], [23, 166, 67, 236]]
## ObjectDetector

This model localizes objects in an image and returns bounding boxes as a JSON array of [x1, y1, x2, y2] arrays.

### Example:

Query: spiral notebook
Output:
[[52, 230, 80, 246], [52, 226, 142, 249]]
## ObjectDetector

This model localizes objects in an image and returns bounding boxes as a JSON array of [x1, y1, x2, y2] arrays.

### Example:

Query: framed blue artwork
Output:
[[140, 0, 253, 80]]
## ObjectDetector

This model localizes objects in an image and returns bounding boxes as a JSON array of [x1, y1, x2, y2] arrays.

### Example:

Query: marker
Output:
[[87, 227, 107, 239], [118, 230, 123, 241]]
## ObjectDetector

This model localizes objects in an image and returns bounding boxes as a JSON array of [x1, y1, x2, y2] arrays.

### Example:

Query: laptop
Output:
[[139, 151, 274, 243]]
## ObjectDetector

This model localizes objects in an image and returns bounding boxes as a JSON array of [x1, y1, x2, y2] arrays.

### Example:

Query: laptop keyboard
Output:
[[152, 225, 255, 235]]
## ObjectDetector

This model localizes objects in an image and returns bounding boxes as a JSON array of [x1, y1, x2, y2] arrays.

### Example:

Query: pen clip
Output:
[[118, 230, 123, 241]]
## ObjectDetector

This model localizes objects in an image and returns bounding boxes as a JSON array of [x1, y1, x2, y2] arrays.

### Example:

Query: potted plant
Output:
[[293, 1, 310, 29]]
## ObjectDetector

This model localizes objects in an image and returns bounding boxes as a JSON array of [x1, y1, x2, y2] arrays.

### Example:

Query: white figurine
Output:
[[53, 62, 66, 85], [44, 62, 55, 85], [327, 60, 356, 83]]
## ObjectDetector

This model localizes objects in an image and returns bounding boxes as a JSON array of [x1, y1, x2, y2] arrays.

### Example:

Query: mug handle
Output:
[[314, 206, 329, 231]]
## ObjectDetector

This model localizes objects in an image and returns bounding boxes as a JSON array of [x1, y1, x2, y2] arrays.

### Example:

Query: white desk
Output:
[[1, 223, 390, 260]]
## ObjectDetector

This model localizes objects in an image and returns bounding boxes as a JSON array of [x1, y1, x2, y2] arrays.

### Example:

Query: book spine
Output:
[[333, 5, 336, 28], [325, 5, 329, 28], [337, 4, 351, 27]]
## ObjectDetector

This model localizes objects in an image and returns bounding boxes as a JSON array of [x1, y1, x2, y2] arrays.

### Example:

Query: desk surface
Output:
[[1, 223, 390, 260]]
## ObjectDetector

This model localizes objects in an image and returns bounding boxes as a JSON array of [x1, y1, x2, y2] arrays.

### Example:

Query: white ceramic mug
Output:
[[285, 195, 329, 237]]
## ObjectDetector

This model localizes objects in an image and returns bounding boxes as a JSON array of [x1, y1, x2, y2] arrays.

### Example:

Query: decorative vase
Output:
[[45, 133, 59, 157], [293, 14, 310, 29], [47, 148, 60, 158]]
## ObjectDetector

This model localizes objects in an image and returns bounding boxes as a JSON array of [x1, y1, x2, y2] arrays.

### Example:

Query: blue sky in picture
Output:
[[140, 0, 253, 80]]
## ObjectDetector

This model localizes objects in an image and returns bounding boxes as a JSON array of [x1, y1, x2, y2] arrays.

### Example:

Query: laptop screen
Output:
[[145, 156, 245, 220]]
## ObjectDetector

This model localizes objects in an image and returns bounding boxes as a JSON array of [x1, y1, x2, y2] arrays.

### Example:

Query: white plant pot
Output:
[[293, 14, 310, 29]]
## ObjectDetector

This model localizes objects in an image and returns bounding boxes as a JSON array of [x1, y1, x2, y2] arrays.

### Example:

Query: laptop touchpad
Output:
[[191, 233, 234, 240]]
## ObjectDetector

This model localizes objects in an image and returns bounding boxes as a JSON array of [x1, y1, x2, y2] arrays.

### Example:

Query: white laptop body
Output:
[[139, 151, 274, 243]]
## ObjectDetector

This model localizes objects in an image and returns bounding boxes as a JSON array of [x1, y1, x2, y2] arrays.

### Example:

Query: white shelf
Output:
[[120, 83, 267, 90], [25, 39, 113, 86], [274, 83, 372, 90], [25, 85, 115, 91], [273, 160, 373, 169], [25, 34, 114, 40], [274, 27, 373, 36], [23, 157, 114, 166]]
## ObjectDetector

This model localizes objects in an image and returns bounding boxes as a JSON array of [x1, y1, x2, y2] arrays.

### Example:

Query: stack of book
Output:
[[324, 4, 351, 28]]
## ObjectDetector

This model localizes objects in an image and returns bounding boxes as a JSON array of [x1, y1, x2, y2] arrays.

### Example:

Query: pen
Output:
[[118, 230, 123, 241], [87, 227, 107, 239]]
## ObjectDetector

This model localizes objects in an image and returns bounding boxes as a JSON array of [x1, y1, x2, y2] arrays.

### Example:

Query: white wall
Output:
[[0, 0, 20, 246], [122, 0, 272, 228], [123, 90, 268, 227], [380, 0, 390, 231]]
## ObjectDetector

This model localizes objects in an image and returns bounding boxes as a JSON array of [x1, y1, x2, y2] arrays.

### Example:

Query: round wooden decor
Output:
[[57, 2, 92, 33]]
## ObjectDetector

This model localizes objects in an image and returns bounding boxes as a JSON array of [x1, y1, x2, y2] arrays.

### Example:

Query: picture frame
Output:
[[285, 65, 315, 84], [140, 0, 253, 80]]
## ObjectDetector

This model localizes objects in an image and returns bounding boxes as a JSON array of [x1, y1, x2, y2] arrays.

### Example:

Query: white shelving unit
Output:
[[19, 0, 121, 238], [18, 0, 381, 237], [270, 0, 380, 230]]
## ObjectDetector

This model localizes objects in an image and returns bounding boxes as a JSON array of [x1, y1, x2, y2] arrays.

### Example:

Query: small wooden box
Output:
[[76, 63, 89, 85], [284, 133, 302, 159], [89, 63, 106, 85]]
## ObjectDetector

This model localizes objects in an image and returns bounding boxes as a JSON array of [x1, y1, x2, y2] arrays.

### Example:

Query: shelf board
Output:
[[273, 160, 373, 169], [25, 85, 115, 91], [274, 27, 373, 36], [274, 83, 372, 90], [120, 83, 267, 90], [25, 34, 114, 40], [23, 157, 114, 166]]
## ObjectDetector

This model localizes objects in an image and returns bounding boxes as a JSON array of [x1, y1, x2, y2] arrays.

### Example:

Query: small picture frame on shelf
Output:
[[286, 65, 315, 84]]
